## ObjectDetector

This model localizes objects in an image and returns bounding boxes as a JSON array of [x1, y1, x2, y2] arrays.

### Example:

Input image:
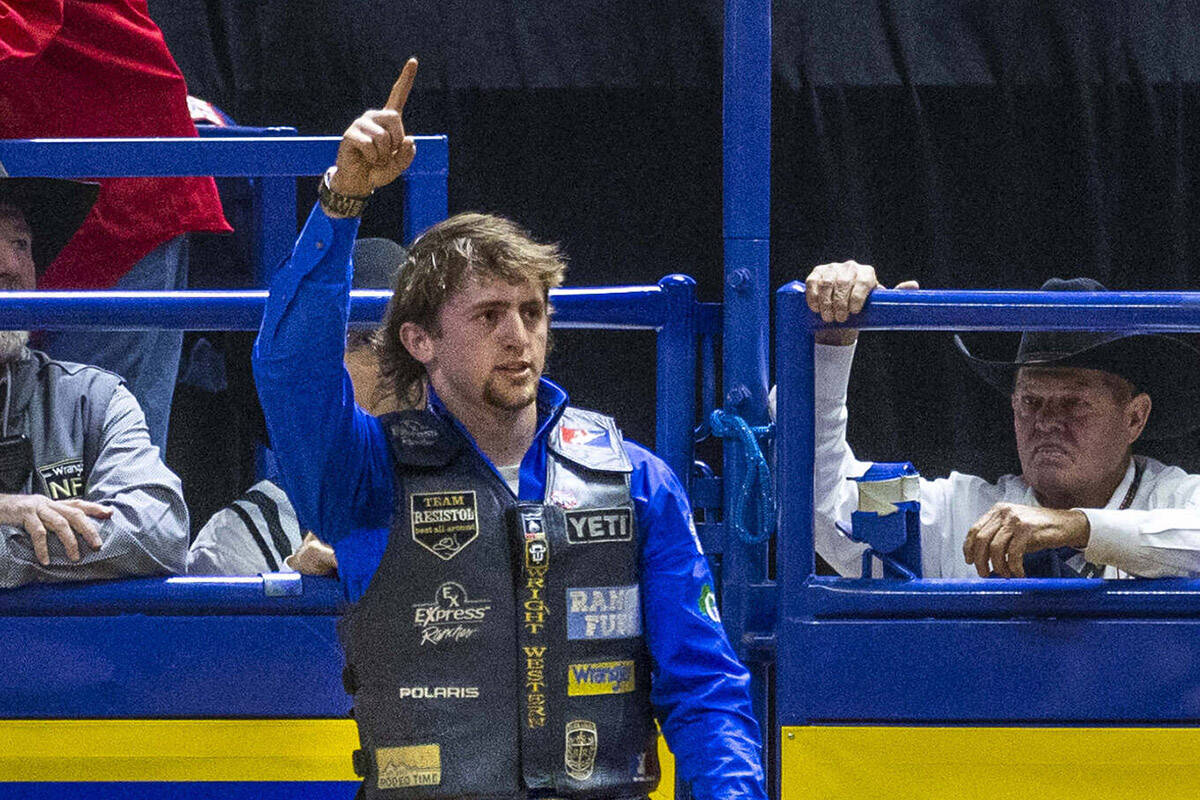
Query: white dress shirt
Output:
[[774, 342, 1200, 579]]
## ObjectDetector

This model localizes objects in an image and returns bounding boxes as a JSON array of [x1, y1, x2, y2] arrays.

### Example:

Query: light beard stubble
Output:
[[482, 372, 538, 412]]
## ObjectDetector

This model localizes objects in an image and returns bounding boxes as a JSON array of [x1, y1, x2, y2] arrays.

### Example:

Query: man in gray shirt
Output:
[[0, 163, 187, 586]]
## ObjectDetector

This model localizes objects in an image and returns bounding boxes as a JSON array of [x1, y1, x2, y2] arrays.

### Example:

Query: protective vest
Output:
[[340, 406, 661, 800]]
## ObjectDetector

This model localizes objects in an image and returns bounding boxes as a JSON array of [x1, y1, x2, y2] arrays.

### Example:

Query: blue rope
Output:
[[709, 409, 775, 544]]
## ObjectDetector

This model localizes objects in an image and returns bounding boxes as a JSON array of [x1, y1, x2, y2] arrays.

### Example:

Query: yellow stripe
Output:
[[0, 719, 359, 782], [651, 735, 675, 800], [782, 725, 1200, 800], [0, 719, 678, 791]]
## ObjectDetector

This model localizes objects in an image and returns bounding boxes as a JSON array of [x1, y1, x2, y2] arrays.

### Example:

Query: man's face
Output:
[[1011, 366, 1147, 505], [0, 204, 36, 291], [414, 270, 548, 416]]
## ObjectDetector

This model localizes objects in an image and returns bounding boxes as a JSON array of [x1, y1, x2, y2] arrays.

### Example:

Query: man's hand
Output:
[[962, 502, 1090, 578], [285, 532, 338, 577], [327, 57, 419, 200], [804, 261, 918, 345], [0, 495, 112, 565]]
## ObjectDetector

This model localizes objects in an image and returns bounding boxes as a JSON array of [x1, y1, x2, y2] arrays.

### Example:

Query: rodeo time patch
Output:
[[375, 744, 441, 789], [410, 491, 478, 560]]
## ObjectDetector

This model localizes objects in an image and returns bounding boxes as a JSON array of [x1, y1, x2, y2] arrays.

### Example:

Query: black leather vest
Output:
[[340, 406, 660, 800]]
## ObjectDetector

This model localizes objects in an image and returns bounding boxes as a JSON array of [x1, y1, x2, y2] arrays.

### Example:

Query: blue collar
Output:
[[424, 377, 569, 469]]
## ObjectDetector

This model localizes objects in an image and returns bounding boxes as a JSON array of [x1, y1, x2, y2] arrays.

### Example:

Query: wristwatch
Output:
[[318, 167, 372, 217]]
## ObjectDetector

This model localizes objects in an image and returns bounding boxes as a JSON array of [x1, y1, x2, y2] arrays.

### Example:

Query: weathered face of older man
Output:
[[0, 203, 36, 291], [1011, 366, 1151, 509]]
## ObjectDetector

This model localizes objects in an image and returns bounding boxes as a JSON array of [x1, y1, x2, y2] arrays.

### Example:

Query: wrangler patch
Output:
[[566, 585, 641, 640], [39, 458, 84, 500], [376, 744, 440, 789], [568, 659, 636, 696], [565, 507, 632, 545], [410, 491, 478, 560]]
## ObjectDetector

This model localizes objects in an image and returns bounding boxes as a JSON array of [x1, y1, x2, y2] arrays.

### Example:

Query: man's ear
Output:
[[1126, 393, 1152, 444], [398, 321, 435, 365]]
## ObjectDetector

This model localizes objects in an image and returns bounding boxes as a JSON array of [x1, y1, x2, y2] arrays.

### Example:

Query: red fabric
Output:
[[0, 0, 231, 289]]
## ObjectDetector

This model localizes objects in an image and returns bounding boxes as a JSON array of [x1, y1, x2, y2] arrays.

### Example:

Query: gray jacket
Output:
[[0, 349, 188, 588]]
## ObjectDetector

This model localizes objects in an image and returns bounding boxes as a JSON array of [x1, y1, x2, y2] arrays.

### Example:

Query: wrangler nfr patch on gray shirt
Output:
[[0, 350, 187, 588]]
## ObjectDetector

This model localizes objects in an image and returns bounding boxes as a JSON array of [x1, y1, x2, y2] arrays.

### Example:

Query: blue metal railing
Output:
[[0, 133, 450, 268], [774, 283, 1200, 619], [0, 136, 703, 483]]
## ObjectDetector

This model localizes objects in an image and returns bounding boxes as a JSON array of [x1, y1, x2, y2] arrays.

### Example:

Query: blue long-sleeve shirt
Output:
[[252, 203, 767, 800]]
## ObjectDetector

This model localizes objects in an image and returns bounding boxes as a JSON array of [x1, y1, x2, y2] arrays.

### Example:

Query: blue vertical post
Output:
[[722, 0, 772, 698], [403, 135, 450, 244], [774, 285, 815, 615], [254, 176, 298, 282], [722, 0, 772, 792], [248, 128, 301, 283], [655, 275, 698, 485]]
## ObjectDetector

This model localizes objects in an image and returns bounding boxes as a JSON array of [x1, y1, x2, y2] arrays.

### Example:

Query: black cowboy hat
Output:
[[0, 160, 99, 274], [954, 277, 1200, 440], [352, 237, 406, 290]]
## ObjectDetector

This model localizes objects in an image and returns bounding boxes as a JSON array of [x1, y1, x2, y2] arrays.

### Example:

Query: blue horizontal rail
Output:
[[779, 281, 1200, 332], [0, 576, 344, 616], [0, 135, 447, 178], [0, 284, 682, 331], [802, 576, 1200, 618]]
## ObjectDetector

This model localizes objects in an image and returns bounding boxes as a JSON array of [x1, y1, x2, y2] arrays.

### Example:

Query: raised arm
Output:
[[252, 60, 418, 543]]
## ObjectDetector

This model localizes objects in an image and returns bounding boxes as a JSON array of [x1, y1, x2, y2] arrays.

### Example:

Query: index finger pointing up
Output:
[[385, 57, 419, 114]]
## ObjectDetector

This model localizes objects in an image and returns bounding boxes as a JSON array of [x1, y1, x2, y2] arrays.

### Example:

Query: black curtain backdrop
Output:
[[153, 0, 1200, 518]]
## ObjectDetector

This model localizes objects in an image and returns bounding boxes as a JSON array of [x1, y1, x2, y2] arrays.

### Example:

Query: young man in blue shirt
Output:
[[253, 59, 765, 800]]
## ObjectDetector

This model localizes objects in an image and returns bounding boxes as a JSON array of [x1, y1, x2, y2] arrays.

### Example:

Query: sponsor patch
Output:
[[564, 719, 598, 781], [521, 509, 545, 540], [412, 582, 492, 646], [524, 645, 548, 728], [38, 458, 84, 500], [396, 686, 479, 699], [567, 585, 641, 640], [561, 426, 611, 449], [376, 744, 440, 789], [522, 509, 551, 729], [390, 418, 440, 447], [523, 524, 550, 634], [565, 507, 632, 545], [410, 491, 478, 560], [550, 489, 579, 509], [567, 659, 636, 696], [699, 583, 721, 624]]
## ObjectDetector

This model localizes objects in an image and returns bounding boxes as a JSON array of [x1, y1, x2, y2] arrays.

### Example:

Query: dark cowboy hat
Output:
[[352, 237, 406, 290], [0, 159, 99, 274], [954, 277, 1200, 440]]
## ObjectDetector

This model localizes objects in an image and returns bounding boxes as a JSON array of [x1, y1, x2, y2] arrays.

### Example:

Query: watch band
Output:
[[318, 167, 372, 217]]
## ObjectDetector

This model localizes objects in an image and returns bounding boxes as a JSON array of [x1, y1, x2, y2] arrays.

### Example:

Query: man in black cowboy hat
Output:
[[789, 260, 1200, 579], [0, 165, 187, 587]]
